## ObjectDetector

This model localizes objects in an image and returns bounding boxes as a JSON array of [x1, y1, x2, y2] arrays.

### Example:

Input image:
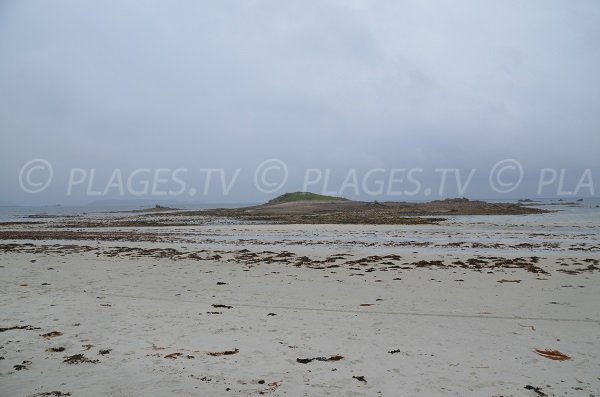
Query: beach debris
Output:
[[518, 324, 536, 331], [99, 349, 112, 355], [47, 347, 66, 352], [388, 349, 401, 354], [0, 325, 41, 333], [258, 381, 281, 395], [533, 349, 570, 361], [216, 282, 228, 285], [524, 385, 548, 396], [212, 304, 233, 309], [164, 352, 182, 359], [62, 354, 99, 364], [207, 348, 239, 356], [267, 313, 277, 316], [206, 311, 222, 315], [497, 279, 521, 283], [14, 360, 32, 370], [352, 375, 367, 384], [26, 392, 71, 397], [41, 331, 63, 339], [82, 344, 93, 351], [359, 304, 373, 307], [296, 355, 343, 364]]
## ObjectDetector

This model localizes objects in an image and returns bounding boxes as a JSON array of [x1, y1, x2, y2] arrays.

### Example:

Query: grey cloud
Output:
[[1, 0, 599, 204]]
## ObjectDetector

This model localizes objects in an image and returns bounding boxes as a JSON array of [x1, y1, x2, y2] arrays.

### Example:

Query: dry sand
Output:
[[1, 220, 599, 396]]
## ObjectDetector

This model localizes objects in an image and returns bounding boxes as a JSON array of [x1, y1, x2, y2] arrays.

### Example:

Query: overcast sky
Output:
[[1, 1, 599, 205]]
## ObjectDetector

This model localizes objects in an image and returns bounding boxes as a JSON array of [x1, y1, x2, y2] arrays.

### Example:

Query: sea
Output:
[[0, 202, 256, 223]]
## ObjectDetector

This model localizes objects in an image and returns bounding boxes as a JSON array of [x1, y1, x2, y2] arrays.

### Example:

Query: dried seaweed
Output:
[[62, 354, 98, 364], [296, 355, 343, 364], [207, 348, 239, 356], [40, 331, 63, 339], [212, 304, 233, 309], [533, 349, 570, 361], [352, 375, 367, 384], [0, 325, 41, 333], [524, 385, 548, 396], [47, 347, 65, 352]]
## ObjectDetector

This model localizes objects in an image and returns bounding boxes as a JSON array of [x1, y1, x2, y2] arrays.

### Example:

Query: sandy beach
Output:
[[1, 210, 599, 397], [3, 1, 599, 395]]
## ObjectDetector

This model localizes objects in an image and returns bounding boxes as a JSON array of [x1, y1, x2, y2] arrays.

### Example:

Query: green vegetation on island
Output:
[[267, 192, 348, 204]]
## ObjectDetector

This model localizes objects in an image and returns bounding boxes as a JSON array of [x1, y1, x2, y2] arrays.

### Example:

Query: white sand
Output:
[[1, 223, 599, 396]]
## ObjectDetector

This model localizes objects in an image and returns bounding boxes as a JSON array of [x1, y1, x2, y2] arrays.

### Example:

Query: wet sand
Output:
[[1, 219, 599, 396]]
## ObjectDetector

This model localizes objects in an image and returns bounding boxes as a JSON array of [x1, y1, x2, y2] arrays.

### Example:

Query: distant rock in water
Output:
[[432, 197, 473, 204], [130, 205, 180, 213]]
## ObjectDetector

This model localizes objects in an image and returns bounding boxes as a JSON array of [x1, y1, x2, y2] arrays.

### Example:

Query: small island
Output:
[[182, 192, 548, 225]]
